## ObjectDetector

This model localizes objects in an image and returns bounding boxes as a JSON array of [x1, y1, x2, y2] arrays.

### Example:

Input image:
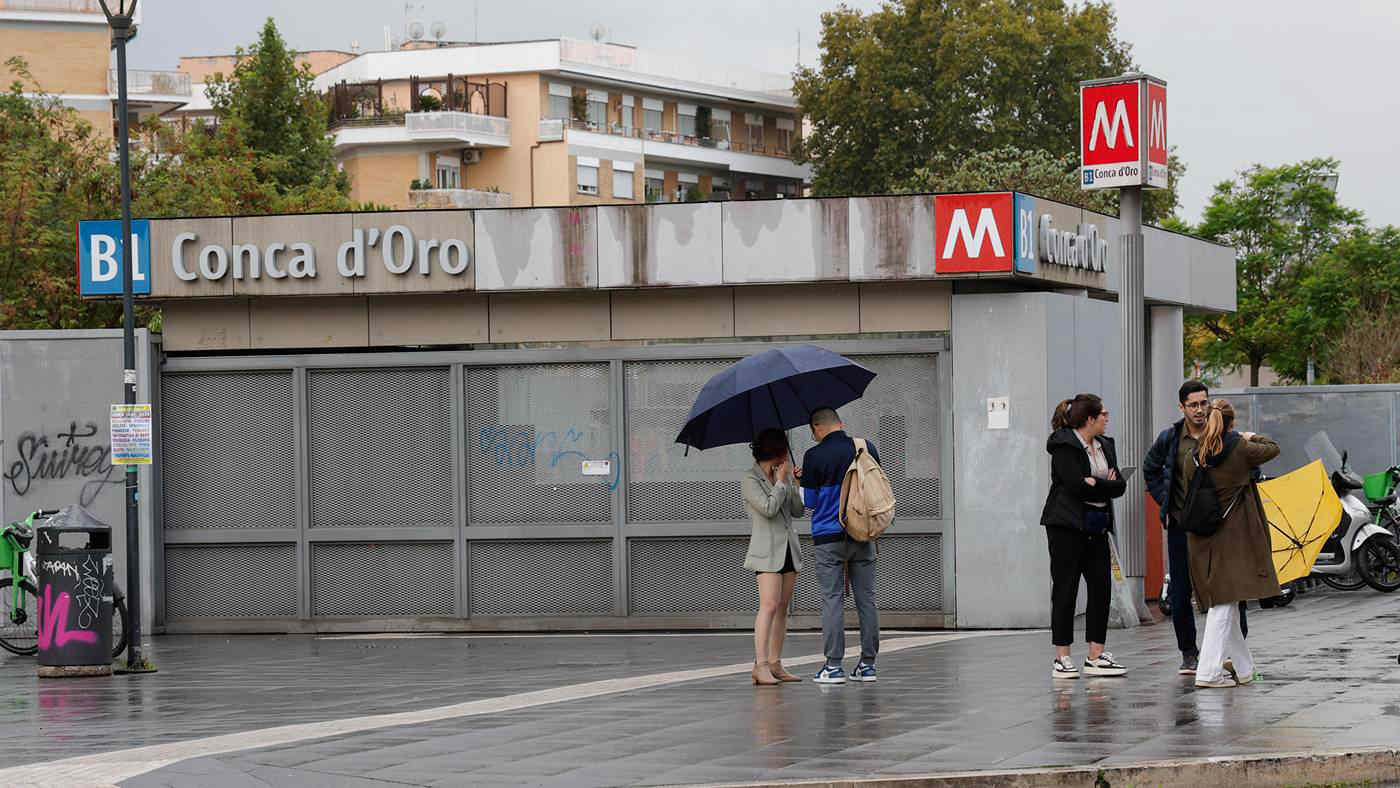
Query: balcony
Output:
[[1, 0, 141, 23], [408, 188, 512, 210], [558, 118, 794, 159], [554, 118, 811, 182], [538, 119, 564, 142], [406, 111, 510, 147], [109, 69, 192, 101]]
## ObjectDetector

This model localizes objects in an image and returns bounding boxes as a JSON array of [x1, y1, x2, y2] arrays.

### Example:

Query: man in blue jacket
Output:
[[799, 407, 881, 685], [1142, 380, 1211, 675]]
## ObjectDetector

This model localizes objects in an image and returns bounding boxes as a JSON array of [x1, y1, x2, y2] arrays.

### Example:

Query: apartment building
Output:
[[0, 0, 189, 140], [309, 38, 812, 209]]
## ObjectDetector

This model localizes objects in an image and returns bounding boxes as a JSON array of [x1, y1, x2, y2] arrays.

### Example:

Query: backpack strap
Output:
[[853, 438, 867, 455]]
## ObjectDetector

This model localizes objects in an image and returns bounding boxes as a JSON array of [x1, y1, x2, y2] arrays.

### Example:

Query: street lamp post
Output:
[[99, 0, 155, 675]]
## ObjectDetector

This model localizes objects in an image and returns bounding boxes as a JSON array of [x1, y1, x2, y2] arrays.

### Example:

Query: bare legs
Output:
[[754, 571, 798, 683]]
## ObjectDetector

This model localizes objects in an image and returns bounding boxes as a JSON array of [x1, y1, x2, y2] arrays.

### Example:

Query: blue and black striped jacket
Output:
[[800, 430, 881, 543]]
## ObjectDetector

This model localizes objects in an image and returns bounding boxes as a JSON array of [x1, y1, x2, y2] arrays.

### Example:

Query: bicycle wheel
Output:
[[111, 590, 129, 660], [0, 577, 39, 656], [1317, 571, 1367, 591], [1357, 538, 1400, 592]]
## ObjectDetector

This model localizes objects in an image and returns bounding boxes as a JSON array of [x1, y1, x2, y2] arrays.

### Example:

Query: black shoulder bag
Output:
[[1181, 451, 1245, 537]]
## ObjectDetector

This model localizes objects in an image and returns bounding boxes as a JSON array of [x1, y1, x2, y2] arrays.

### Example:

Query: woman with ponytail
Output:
[[1040, 394, 1128, 679], [1187, 399, 1282, 689]]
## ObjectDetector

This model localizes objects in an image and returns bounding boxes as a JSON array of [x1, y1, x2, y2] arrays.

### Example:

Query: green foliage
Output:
[[793, 0, 1134, 197], [695, 106, 712, 140], [684, 185, 703, 202], [570, 93, 588, 123], [1188, 158, 1365, 385], [417, 93, 442, 112], [1303, 227, 1400, 383], [205, 18, 344, 196]]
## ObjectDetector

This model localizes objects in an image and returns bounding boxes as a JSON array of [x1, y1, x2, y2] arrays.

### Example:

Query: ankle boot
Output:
[[752, 661, 780, 685], [769, 661, 801, 682]]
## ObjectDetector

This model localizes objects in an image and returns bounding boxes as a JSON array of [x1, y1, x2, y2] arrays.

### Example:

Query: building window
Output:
[[577, 160, 599, 195], [678, 103, 697, 138], [644, 170, 664, 202], [644, 108, 662, 132], [436, 165, 459, 189], [613, 168, 634, 199], [547, 83, 572, 120], [586, 90, 607, 129], [746, 114, 765, 152], [712, 118, 731, 146], [711, 177, 730, 201], [775, 117, 796, 155], [622, 98, 635, 133]]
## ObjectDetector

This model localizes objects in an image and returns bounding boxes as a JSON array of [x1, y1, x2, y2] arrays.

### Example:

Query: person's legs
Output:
[[815, 541, 846, 667], [1196, 602, 1233, 683], [767, 569, 797, 663], [1046, 527, 1082, 656], [1167, 527, 1198, 657], [847, 540, 879, 665], [1227, 603, 1254, 678], [1082, 532, 1111, 659], [754, 571, 782, 664], [1239, 600, 1249, 639]]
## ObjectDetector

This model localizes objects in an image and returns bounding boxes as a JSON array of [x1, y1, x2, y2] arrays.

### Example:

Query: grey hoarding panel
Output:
[[597, 203, 723, 288], [476, 207, 599, 290], [722, 198, 850, 283], [468, 539, 614, 615], [848, 195, 934, 280]]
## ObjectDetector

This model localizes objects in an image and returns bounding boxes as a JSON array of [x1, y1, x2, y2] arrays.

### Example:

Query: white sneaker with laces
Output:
[[1083, 651, 1127, 676], [1052, 656, 1080, 679]]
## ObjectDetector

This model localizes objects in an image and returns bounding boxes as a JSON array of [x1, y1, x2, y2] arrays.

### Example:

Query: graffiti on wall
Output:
[[4, 421, 120, 507]]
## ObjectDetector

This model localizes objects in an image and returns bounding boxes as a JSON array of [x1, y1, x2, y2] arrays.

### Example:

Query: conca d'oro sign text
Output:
[[172, 225, 471, 282]]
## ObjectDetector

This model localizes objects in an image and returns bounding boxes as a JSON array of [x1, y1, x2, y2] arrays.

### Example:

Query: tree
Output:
[[1189, 158, 1364, 385], [901, 144, 1186, 224], [0, 58, 125, 330], [793, 0, 1134, 196], [1303, 226, 1400, 383], [205, 18, 345, 195]]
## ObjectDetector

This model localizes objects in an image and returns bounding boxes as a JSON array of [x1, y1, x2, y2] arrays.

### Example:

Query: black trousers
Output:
[[1046, 525, 1110, 647]]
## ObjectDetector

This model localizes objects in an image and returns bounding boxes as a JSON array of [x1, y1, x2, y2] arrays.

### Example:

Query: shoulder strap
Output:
[[853, 438, 867, 453]]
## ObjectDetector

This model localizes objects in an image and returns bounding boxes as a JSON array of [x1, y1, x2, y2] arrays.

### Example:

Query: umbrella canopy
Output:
[[1258, 460, 1343, 584], [676, 345, 876, 451]]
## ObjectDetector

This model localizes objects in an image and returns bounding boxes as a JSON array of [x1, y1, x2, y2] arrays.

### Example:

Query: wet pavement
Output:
[[3, 587, 1398, 787]]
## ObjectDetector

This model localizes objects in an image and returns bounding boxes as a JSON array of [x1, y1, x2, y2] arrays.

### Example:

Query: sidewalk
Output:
[[3, 588, 1398, 787]]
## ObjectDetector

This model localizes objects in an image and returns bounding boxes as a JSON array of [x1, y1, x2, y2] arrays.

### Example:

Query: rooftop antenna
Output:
[[590, 23, 607, 43], [431, 20, 447, 42], [475, 0, 479, 42]]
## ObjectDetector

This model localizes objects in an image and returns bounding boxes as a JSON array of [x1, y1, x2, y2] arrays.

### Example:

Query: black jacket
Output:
[[1040, 428, 1128, 531], [1143, 420, 1184, 527]]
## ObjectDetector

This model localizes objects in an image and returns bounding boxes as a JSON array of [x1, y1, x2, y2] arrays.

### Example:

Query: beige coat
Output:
[[742, 463, 806, 573]]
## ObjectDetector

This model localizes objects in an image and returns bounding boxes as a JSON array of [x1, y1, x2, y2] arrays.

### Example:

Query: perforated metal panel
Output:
[[625, 359, 749, 522], [308, 368, 453, 528], [467, 364, 612, 524], [311, 542, 455, 616], [469, 540, 613, 615], [165, 544, 298, 618], [162, 373, 297, 529], [793, 535, 942, 613], [628, 538, 759, 613]]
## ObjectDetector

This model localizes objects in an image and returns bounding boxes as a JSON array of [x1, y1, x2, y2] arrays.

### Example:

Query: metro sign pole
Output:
[[1081, 73, 1167, 615]]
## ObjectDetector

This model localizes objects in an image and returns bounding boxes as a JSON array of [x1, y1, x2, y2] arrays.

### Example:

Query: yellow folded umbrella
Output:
[[1258, 460, 1342, 584]]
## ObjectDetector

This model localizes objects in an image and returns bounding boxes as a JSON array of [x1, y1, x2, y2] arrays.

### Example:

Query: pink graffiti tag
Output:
[[37, 585, 98, 650]]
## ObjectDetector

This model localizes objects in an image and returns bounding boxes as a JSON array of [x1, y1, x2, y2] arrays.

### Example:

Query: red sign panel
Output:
[[1147, 83, 1167, 165], [1081, 82, 1140, 167], [934, 193, 1013, 274]]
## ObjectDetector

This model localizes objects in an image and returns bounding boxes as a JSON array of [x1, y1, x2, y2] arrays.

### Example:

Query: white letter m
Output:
[[1089, 99, 1133, 151], [942, 208, 1004, 259]]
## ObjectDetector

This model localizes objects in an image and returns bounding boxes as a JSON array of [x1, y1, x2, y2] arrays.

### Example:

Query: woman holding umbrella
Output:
[[1189, 399, 1281, 689], [742, 428, 806, 685]]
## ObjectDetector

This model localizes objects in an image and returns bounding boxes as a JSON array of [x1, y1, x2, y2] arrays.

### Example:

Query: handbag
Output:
[[1180, 450, 1246, 537]]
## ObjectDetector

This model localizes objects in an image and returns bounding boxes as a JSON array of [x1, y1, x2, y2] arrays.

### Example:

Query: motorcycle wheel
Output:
[[1356, 538, 1400, 592], [1317, 571, 1367, 591]]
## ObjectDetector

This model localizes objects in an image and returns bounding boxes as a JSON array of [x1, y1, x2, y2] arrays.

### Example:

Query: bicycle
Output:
[[0, 510, 129, 658]]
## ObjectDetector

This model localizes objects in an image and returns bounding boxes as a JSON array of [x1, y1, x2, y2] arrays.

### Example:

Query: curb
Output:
[[684, 746, 1400, 787]]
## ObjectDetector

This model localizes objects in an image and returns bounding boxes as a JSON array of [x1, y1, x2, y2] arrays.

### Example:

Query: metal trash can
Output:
[[34, 507, 114, 678]]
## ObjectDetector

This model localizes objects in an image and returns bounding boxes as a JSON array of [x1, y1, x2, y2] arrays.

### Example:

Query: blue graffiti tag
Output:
[[478, 427, 622, 490]]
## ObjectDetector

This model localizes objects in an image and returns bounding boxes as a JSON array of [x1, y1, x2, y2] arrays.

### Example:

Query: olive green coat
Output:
[[741, 463, 806, 573], [1188, 434, 1283, 611]]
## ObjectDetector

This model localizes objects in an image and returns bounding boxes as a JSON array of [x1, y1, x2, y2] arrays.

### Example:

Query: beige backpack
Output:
[[838, 438, 896, 541]]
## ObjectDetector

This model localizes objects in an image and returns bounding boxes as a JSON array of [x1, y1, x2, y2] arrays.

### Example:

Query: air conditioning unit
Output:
[[462, 149, 482, 164]]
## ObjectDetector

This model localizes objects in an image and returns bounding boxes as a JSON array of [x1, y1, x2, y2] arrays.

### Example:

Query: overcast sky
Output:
[[129, 0, 1397, 228]]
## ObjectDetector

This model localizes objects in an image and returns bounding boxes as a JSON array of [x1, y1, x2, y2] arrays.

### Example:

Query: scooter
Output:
[[1306, 438, 1400, 593]]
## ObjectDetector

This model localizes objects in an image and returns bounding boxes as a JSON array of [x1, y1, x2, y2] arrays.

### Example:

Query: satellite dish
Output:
[[589, 24, 607, 43], [431, 21, 447, 41], [408, 20, 425, 40]]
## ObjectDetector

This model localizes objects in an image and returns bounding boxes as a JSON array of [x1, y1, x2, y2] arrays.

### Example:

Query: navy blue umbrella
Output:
[[676, 345, 876, 451]]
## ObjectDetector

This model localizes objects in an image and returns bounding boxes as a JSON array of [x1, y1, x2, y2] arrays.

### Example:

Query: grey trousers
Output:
[[814, 536, 879, 665]]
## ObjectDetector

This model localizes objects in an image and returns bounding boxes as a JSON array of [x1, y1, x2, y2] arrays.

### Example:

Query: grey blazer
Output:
[[741, 463, 806, 573]]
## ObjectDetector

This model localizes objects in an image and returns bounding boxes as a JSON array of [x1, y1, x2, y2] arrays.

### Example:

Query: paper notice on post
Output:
[[110, 404, 153, 465], [987, 397, 1010, 430]]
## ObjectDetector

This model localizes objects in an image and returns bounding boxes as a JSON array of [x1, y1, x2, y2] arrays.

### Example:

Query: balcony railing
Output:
[[557, 118, 793, 159], [109, 69, 191, 98], [0, 1, 106, 11], [406, 111, 510, 141], [538, 119, 564, 142]]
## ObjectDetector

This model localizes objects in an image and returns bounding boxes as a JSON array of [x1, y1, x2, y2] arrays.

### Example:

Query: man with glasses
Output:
[[1143, 380, 1211, 675]]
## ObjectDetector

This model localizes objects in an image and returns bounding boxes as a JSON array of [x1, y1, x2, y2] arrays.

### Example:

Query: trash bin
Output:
[[34, 507, 114, 678]]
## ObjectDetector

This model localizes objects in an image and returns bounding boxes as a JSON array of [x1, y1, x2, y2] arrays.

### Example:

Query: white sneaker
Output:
[[1052, 656, 1080, 679], [1083, 651, 1127, 676]]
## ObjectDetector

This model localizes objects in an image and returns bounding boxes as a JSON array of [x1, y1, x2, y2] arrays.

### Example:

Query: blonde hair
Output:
[[1198, 398, 1236, 462]]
